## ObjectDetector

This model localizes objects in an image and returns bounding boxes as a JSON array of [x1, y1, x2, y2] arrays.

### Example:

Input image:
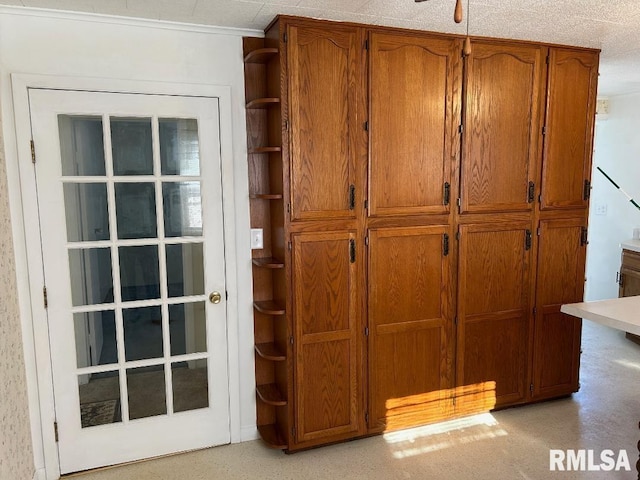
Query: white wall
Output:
[[0, 6, 261, 477], [586, 93, 640, 300]]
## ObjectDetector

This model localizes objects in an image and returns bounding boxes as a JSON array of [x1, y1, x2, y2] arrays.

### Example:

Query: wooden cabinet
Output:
[[288, 24, 361, 221], [244, 16, 598, 451], [367, 226, 454, 431], [368, 32, 462, 217], [292, 231, 360, 443], [531, 219, 586, 399], [461, 42, 545, 213], [619, 249, 640, 344], [456, 223, 532, 408], [540, 48, 599, 210]]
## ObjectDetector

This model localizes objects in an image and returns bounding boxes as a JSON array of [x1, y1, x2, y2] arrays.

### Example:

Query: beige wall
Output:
[[0, 96, 35, 479]]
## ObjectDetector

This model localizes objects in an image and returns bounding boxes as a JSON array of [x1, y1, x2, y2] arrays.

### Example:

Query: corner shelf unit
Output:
[[243, 36, 290, 451]]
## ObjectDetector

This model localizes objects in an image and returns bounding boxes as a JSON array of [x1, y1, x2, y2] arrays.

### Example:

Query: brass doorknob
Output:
[[209, 292, 222, 304]]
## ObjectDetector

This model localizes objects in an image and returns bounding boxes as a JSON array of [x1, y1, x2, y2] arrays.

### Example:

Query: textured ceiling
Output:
[[1, 0, 639, 96]]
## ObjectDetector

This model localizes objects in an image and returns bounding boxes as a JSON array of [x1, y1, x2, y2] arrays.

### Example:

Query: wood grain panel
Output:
[[293, 231, 359, 442], [368, 226, 453, 429], [457, 223, 531, 407], [288, 25, 359, 221], [531, 218, 585, 399], [541, 48, 598, 209], [369, 33, 461, 216], [461, 42, 544, 213]]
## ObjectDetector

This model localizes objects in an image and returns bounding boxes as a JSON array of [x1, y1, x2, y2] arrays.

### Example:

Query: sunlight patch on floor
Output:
[[614, 358, 640, 371], [383, 413, 508, 459]]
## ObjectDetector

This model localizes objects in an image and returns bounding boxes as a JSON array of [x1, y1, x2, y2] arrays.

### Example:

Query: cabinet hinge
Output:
[[284, 120, 289, 131], [454, 316, 458, 326], [349, 239, 356, 263], [289, 336, 294, 345], [456, 198, 461, 207], [349, 184, 355, 210], [443, 233, 450, 257], [546, 53, 550, 64], [364, 199, 368, 210], [283, 32, 288, 43], [364, 39, 369, 50], [364, 121, 369, 131], [542, 126, 547, 136], [617, 271, 624, 287], [226, 291, 229, 301], [291, 426, 296, 437], [533, 307, 537, 316], [456, 231, 460, 241], [43, 286, 48, 309], [443, 182, 451, 205], [536, 227, 541, 236], [30, 140, 36, 163], [288, 241, 292, 252], [530, 383, 534, 393], [458, 124, 464, 134], [365, 236, 369, 246], [286, 203, 291, 214], [525, 230, 532, 250], [54, 421, 59, 442], [527, 181, 535, 203], [365, 412, 369, 423], [365, 326, 369, 336], [583, 179, 591, 200], [580, 226, 588, 246], [452, 396, 456, 406]]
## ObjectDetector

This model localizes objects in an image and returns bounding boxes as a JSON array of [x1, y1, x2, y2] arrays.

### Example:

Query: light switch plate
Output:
[[250, 228, 264, 249], [594, 203, 607, 215]]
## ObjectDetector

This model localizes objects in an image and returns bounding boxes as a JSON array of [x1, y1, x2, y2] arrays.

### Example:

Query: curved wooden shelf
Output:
[[253, 300, 285, 315], [255, 342, 286, 361], [249, 146, 281, 154], [256, 384, 287, 406], [250, 193, 283, 200], [257, 424, 287, 449], [244, 48, 279, 64], [246, 98, 280, 109], [252, 257, 285, 269]]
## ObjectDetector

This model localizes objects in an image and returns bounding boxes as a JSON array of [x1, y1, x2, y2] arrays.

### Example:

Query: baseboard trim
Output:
[[240, 425, 259, 442], [33, 467, 47, 480]]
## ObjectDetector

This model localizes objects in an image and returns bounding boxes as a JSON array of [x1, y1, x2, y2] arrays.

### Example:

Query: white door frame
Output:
[[10, 74, 245, 480]]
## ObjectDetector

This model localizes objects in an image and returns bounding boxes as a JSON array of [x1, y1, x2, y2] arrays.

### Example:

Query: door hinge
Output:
[[580, 226, 588, 246], [365, 326, 369, 336], [349, 184, 355, 210], [54, 421, 59, 442], [30, 140, 36, 163], [364, 39, 369, 50], [443, 233, 450, 256], [527, 181, 535, 203], [349, 239, 356, 263], [43, 286, 48, 309], [443, 182, 451, 205], [525, 230, 532, 250], [583, 180, 591, 200], [364, 120, 369, 131]]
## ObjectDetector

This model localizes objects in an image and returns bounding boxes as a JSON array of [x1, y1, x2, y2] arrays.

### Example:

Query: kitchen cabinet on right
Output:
[[619, 248, 640, 345]]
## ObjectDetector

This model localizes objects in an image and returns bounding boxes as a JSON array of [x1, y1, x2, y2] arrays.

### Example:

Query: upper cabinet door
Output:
[[369, 32, 462, 217], [540, 48, 599, 210], [461, 42, 545, 213], [288, 24, 360, 221]]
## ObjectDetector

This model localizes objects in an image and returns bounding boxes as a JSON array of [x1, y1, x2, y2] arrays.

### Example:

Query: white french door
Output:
[[28, 88, 230, 474]]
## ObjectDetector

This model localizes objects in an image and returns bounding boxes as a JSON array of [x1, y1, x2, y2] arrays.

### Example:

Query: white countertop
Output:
[[561, 295, 640, 336], [621, 238, 640, 253]]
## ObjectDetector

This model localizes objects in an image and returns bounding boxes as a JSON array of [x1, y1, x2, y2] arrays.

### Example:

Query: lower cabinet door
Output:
[[368, 226, 454, 431], [292, 231, 360, 444], [531, 218, 586, 400], [456, 222, 532, 411]]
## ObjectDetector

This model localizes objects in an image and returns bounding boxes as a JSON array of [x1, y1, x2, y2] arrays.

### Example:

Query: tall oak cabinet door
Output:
[[456, 223, 532, 410], [288, 24, 360, 221], [461, 42, 545, 213], [368, 32, 462, 217], [292, 231, 360, 443], [531, 219, 586, 400], [368, 226, 454, 431], [540, 48, 598, 210]]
